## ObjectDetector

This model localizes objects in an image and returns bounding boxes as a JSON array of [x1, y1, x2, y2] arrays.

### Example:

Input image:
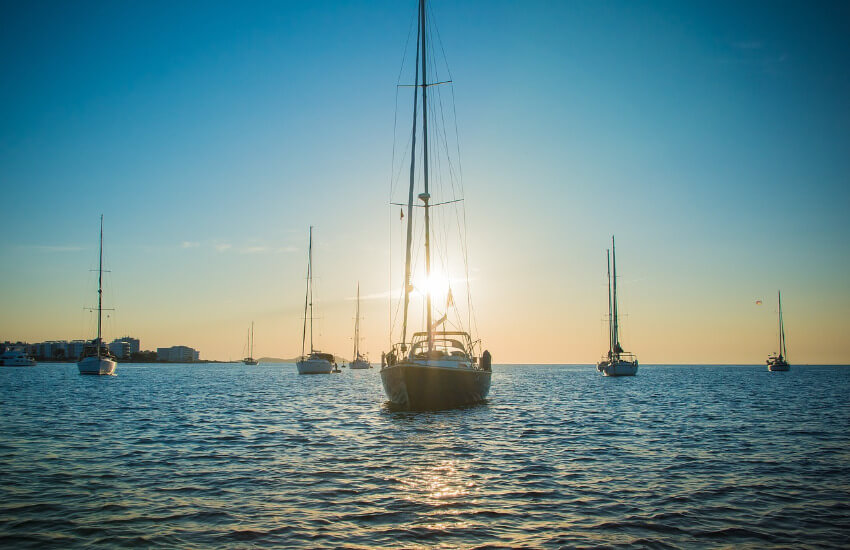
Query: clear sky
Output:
[[1, 0, 848, 364]]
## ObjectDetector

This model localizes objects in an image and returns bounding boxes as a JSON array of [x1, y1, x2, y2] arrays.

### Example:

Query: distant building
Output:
[[114, 336, 140, 355], [67, 340, 87, 360], [5, 338, 132, 361], [107, 337, 139, 360], [1, 341, 29, 355], [108, 340, 131, 360], [156, 345, 200, 362]]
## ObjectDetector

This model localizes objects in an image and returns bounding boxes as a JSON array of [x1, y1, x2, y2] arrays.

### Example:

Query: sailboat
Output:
[[597, 236, 638, 376], [349, 282, 371, 369], [766, 291, 790, 371], [296, 227, 338, 374], [380, 0, 492, 410], [77, 215, 118, 375], [242, 322, 259, 365]]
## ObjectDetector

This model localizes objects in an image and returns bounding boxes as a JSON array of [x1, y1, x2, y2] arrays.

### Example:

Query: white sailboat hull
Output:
[[77, 357, 117, 375], [599, 361, 638, 377], [296, 359, 334, 374]]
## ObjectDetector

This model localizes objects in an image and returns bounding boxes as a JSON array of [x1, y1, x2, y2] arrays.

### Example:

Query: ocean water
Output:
[[1, 363, 848, 548]]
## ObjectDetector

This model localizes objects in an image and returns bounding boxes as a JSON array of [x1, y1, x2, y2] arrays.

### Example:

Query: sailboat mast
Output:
[[611, 236, 620, 355], [778, 290, 786, 358], [420, 0, 434, 351], [301, 227, 312, 358], [97, 214, 103, 359], [354, 282, 360, 360], [309, 227, 314, 353], [250, 321, 254, 358], [400, 7, 422, 349], [607, 249, 613, 356]]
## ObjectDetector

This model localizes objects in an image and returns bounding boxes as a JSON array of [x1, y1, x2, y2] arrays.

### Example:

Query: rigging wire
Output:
[[389, 9, 419, 344], [430, 2, 481, 343]]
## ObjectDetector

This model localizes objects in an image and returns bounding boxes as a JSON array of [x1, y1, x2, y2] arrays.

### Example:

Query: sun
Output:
[[413, 270, 450, 301]]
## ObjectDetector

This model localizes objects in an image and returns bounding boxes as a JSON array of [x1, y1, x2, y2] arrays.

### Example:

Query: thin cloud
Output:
[[239, 245, 298, 254], [21, 245, 83, 252], [241, 246, 269, 254], [181, 241, 200, 248], [214, 243, 232, 252]]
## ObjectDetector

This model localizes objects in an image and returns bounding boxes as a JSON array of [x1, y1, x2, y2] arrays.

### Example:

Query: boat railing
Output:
[[600, 351, 638, 363], [385, 331, 484, 368]]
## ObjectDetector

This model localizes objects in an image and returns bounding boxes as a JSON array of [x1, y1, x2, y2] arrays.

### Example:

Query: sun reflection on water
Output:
[[399, 460, 474, 506]]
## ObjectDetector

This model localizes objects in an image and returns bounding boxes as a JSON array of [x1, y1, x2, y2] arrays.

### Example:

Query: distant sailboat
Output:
[[349, 282, 371, 369], [766, 291, 790, 371], [243, 322, 259, 365], [597, 236, 638, 377], [77, 215, 117, 375], [296, 227, 337, 375], [380, 0, 491, 410]]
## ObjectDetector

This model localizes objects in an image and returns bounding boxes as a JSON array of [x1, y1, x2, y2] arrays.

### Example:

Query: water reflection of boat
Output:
[[766, 291, 790, 372], [380, 0, 491, 410], [597, 236, 638, 377]]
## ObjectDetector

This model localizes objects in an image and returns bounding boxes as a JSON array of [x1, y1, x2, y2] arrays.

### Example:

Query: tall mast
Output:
[[97, 214, 104, 358], [778, 290, 786, 358], [420, 0, 434, 352], [250, 321, 254, 358], [611, 235, 620, 354], [400, 3, 423, 349], [354, 282, 360, 360], [301, 227, 312, 358], [607, 249, 613, 356], [309, 227, 314, 353]]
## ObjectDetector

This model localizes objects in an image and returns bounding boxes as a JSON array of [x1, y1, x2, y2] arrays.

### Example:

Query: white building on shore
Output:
[[156, 346, 200, 362]]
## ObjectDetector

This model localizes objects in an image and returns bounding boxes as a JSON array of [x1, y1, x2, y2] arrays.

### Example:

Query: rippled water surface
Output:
[[1, 363, 849, 548]]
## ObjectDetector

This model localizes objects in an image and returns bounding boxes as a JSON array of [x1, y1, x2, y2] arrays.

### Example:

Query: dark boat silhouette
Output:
[[380, 0, 491, 410]]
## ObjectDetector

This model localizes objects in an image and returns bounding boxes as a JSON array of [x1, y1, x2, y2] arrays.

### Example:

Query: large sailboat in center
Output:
[[380, 0, 491, 410], [77, 215, 117, 375], [766, 290, 790, 371], [597, 236, 638, 377], [296, 227, 337, 374], [349, 282, 371, 369]]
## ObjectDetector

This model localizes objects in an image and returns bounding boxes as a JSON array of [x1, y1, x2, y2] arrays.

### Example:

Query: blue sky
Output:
[[1, 1, 848, 363]]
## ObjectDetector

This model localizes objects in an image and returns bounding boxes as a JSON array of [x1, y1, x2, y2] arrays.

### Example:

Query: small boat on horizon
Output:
[[349, 282, 371, 369], [296, 227, 338, 375], [380, 0, 491, 410], [1, 348, 36, 367], [597, 236, 638, 377], [77, 215, 117, 376], [766, 290, 790, 372], [242, 322, 259, 365]]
